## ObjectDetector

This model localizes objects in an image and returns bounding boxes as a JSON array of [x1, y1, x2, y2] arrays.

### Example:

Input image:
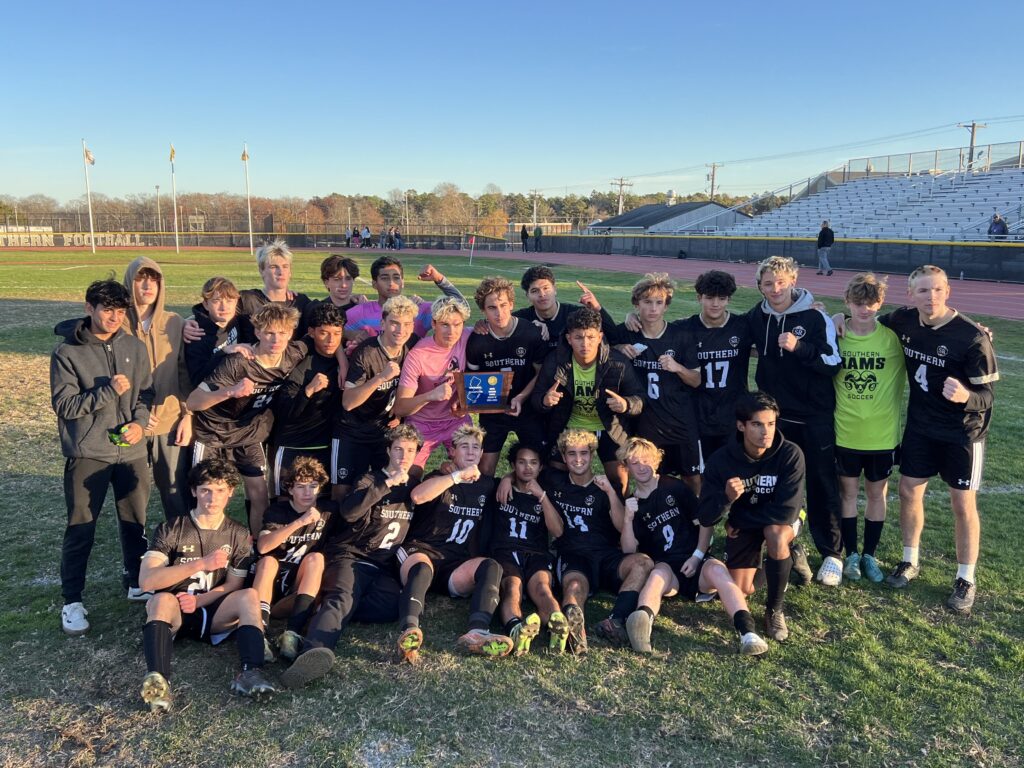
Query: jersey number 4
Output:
[[914, 363, 929, 392]]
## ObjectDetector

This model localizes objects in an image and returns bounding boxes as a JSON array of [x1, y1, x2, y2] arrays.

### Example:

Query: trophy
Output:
[[455, 371, 513, 413]]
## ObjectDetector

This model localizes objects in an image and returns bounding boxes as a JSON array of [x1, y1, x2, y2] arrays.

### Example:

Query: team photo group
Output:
[[49, 241, 998, 714]]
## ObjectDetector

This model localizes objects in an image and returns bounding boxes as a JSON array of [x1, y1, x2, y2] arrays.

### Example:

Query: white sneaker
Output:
[[127, 586, 153, 602], [816, 556, 844, 587], [62, 602, 90, 636]]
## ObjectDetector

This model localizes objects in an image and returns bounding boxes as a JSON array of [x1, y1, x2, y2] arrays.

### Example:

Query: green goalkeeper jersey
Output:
[[834, 322, 906, 450]]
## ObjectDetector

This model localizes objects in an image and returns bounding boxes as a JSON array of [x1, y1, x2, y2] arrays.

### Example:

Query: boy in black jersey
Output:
[[879, 266, 998, 613], [187, 304, 308, 534], [466, 277, 548, 475], [269, 303, 344, 496], [698, 392, 805, 644], [619, 438, 768, 656], [252, 457, 332, 661], [395, 425, 514, 661], [183, 277, 244, 388], [139, 459, 274, 713], [281, 425, 421, 688], [334, 295, 419, 501], [513, 265, 615, 351], [492, 443, 570, 653]]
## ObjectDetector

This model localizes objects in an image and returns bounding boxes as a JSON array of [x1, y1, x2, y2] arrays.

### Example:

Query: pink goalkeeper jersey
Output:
[[399, 329, 472, 423]]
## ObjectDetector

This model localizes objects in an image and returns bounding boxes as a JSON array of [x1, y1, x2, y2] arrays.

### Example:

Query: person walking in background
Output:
[[394, 227, 404, 250], [533, 224, 543, 253], [520, 225, 529, 253], [817, 220, 835, 276]]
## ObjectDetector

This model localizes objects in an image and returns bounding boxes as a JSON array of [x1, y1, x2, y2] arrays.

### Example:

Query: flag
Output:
[[83, 145, 95, 165], [169, 143, 176, 163], [241, 147, 249, 162]]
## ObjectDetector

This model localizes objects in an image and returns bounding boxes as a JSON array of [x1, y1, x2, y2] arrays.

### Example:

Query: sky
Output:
[[2, 0, 1023, 204]]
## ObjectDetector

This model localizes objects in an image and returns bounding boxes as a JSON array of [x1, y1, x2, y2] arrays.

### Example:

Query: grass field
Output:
[[0, 248, 1021, 768]]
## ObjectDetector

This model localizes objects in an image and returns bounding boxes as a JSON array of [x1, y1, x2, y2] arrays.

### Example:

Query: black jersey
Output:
[[193, 342, 308, 448], [407, 472, 495, 558], [185, 303, 241, 388], [680, 312, 753, 439], [237, 288, 311, 343], [271, 349, 339, 448], [322, 470, 419, 565], [258, 499, 335, 565], [630, 476, 699, 561], [338, 336, 417, 439], [490, 487, 551, 556], [466, 318, 547, 400], [608, 321, 697, 442], [512, 302, 615, 353], [883, 307, 998, 443], [145, 512, 252, 595], [302, 297, 356, 330], [545, 470, 620, 555]]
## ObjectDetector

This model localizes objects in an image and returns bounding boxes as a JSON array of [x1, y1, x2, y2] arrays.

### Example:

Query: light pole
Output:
[[155, 185, 162, 245]]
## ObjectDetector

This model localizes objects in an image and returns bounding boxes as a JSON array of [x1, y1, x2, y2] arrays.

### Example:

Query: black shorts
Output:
[[177, 594, 233, 644], [396, 544, 474, 598], [192, 441, 266, 478], [723, 527, 765, 571], [658, 555, 707, 601], [556, 548, 625, 595], [548, 430, 620, 465], [479, 411, 546, 454], [332, 435, 389, 486], [835, 446, 898, 483], [658, 438, 703, 477], [900, 429, 986, 491], [492, 548, 553, 585], [270, 445, 332, 496], [699, 434, 730, 466]]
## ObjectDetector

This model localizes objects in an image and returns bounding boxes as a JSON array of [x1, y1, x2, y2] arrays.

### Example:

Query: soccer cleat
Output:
[[397, 626, 424, 665], [816, 556, 844, 587], [738, 632, 769, 656], [564, 604, 588, 655], [764, 609, 789, 642], [141, 671, 172, 713], [595, 616, 628, 647], [456, 629, 513, 658], [861, 554, 884, 583], [281, 647, 335, 689], [946, 578, 976, 614], [61, 602, 89, 636], [547, 611, 569, 654], [277, 630, 302, 661], [843, 553, 862, 581], [625, 610, 653, 654], [263, 636, 277, 664], [230, 668, 277, 699], [126, 586, 153, 602], [511, 613, 541, 656], [789, 542, 813, 586], [885, 561, 920, 589]]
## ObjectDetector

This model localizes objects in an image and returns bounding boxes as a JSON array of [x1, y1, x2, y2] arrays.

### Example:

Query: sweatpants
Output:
[[147, 433, 190, 522], [303, 557, 401, 652], [779, 418, 842, 560]]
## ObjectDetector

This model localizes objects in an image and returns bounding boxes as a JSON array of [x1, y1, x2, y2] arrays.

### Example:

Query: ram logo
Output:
[[843, 370, 878, 394]]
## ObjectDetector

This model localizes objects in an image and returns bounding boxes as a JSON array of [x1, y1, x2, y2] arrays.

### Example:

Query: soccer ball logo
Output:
[[729, 336, 739, 348], [937, 345, 948, 357], [791, 326, 806, 339], [337, 468, 348, 479]]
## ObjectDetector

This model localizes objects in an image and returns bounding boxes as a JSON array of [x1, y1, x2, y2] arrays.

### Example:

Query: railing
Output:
[[849, 139, 1024, 178]]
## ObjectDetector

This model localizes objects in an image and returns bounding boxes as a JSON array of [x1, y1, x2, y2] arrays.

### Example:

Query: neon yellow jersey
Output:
[[567, 358, 602, 432], [834, 323, 906, 450]]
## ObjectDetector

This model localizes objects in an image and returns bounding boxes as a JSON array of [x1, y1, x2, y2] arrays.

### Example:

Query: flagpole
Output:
[[242, 143, 254, 256], [81, 139, 96, 255], [170, 143, 180, 254]]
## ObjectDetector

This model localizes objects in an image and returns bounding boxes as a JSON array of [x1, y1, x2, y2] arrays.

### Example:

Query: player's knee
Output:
[[254, 555, 278, 576], [474, 557, 503, 586], [148, 591, 178, 620], [628, 553, 654, 577], [304, 552, 326, 574]]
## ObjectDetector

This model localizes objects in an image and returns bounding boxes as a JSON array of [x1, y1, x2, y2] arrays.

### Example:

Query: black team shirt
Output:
[[545, 470, 619, 555], [491, 487, 551, 556], [338, 336, 418, 440], [258, 499, 336, 564], [145, 513, 252, 594], [630, 476, 699, 564], [321, 470, 419, 566], [466, 319, 548, 401], [271, 348, 340, 448], [237, 288, 311, 343], [406, 473, 495, 560], [680, 312, 754, 439]]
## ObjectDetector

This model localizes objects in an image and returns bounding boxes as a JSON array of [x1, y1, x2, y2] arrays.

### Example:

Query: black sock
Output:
[[143, 620, 173, 679], [732, 609, 755, 636], [468, 559, 503, 630], [639, 605, 655, 620], [612, 590, 640, 622], [503, 617, 522, 636], [260, 601, 271, 630], [399, 562, 433, 630], [236, 625, 264, 671], [863, 520, 884, 557], [287, 594, 316, 633], [840, 517, 859, 555], [765, 556, 792, 613]]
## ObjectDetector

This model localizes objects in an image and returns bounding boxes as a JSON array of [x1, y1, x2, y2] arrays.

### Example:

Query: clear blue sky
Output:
[[3, 0, 1022, 203]]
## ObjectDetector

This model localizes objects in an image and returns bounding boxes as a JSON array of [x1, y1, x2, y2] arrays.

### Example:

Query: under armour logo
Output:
[[181, 545, 195, 552], [957, 478, 970, 487], [901, 334, 911, 343]]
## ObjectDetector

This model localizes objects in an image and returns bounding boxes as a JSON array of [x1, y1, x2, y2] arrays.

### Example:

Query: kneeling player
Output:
[[619, 438, 768, 656], [139, 459, 275, 712]]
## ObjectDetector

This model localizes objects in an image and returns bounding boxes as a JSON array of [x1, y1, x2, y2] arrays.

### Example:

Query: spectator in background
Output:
[[344, 228, 352, 248], [361, 226, 372, 248], [533, 224, 543, 253], [520, 225, 529, 253], [394, 227, 404, 250], [987, 213, 1008, 240], [817, 220, 835, 276]]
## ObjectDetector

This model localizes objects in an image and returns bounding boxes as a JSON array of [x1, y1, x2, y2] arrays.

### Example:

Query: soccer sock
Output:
[[399, 563, 432, 631], [611, 590, 640, 622], [732, 609, 756, 636], [503, 617, 523, 636], [638, 605, 655, 620], [863, 520, 884, 557], [956, 563, 977, 584], [903, 546, 920, 567], [840, 517, 859, 555], [467, 559, 503, 631], [287, 594, 316, 633], [236, 625, 265, 671], [142, 620, 173, 679], [259, 601, 271, 630], [764, 556, 792, 613]]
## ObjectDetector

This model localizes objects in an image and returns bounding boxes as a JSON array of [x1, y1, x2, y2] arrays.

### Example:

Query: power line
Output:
[[611, 177, 633, 215]]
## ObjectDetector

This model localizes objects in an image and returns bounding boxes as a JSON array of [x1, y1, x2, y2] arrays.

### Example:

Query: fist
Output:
[[380, 361, 401, 381], [942, 376, 970, 403], [176, 592, 197, 614], [659, 353, 682, 373], [725, 477, 745, 502], [526, 479, 544, 497], [778, 332, 798, 352], [230, 378, 256, 398], [204, 549, 230, 571], [121, 422, 144, 445], [418, 264, 442, 283], [388, 468, 410, 487], [624, 497, 639, 516], [307, 373, 330, 395], [111, 374, 131, 395], [458, 466, 482, 484], [431, 378, 454, 402], [302, 507, 322, 525], [593, 475, 612, 494]]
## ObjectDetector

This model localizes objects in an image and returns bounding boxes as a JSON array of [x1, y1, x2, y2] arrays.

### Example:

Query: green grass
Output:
[[0, 248, 1022, 767]]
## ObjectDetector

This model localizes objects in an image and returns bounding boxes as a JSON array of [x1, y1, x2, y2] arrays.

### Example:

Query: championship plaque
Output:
[[455, 371, 513, 413]]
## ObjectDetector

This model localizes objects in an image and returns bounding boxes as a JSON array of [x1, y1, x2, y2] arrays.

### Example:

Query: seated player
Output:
[[491, 442, 569, 654], [186, 304, 308, 533], [394, 425, 514, 661], [183, 276, 243, 388], [618, 438, 768, 656], [252, 457, 332, 661], [513, 265, 615, 351], [281, 425, 421, 689], [698, 392, 805, 643], [303, 253, 364, 327], [139, 459, 274, 713], [335, 295, 419, 501], [466, 277, 548, 475]]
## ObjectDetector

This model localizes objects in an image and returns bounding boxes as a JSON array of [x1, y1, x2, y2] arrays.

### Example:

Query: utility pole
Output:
[[155, 185, 162, 245], [611, 177, 633, 216], [706, 163, 723, 202], [957, 121, 987, 172], [529, 189, 541, 225]]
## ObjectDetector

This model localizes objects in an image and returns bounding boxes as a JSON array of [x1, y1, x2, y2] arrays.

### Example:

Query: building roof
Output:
[[594, 201, 729, 229]]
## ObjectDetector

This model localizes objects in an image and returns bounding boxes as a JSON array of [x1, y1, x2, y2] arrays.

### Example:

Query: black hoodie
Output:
[[184, 302, 241, 388]]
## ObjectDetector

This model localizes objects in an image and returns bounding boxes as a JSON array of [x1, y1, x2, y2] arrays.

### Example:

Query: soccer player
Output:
[[618, 437, 768, 656], [880, 265, 998, 612], [698, 392, 805, 643], [513, 265, 614, 351], [187, 304, 308, 533], [252, 457, 332, 660], [139, 459, 274, 712], [395, 425, 514, 661], [394, 296, 473, 471], [833, 274, 905, 582], [303, 253, 364, 327], [466, 277, 548, 475], [237, 239, 311, 342], [51, 279, 154, 635], [121, 257, 192, 522], [335, 295, 419, 500], [281, 425, 421, 689], [183, 276, 244, 388], [490, 442, 569, 654], [747, 255, 844, 586]]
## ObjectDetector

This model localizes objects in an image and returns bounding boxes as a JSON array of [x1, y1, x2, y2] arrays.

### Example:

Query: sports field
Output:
[[0, 248, 1021, 768]]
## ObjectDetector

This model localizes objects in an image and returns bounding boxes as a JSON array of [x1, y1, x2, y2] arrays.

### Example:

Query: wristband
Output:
[[451, 470, 463, 484], [692, 548, 705, 561]]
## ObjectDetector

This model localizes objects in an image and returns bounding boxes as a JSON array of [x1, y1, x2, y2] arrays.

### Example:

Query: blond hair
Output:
[[256, 239, 293, 271], [631, 273, 674, 306], [201, 276, 239, 301], [381, 295, 418, 321], [907, 264, 948, 289], [452, 424, 486, 447], [556, 428, 598, 455], [844, 273, 888, 305], [431, 296, 471, 323], [616, 436, 664, 469], [755, 255, 798, 284]]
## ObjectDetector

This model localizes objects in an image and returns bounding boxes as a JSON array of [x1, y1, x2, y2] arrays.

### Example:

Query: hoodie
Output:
[[747, 287, 842, 422], [184, 301, 241, 388], [122, 257, 189, 437], [51, 317, 154, 462], [697, 429, 804, 529]]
